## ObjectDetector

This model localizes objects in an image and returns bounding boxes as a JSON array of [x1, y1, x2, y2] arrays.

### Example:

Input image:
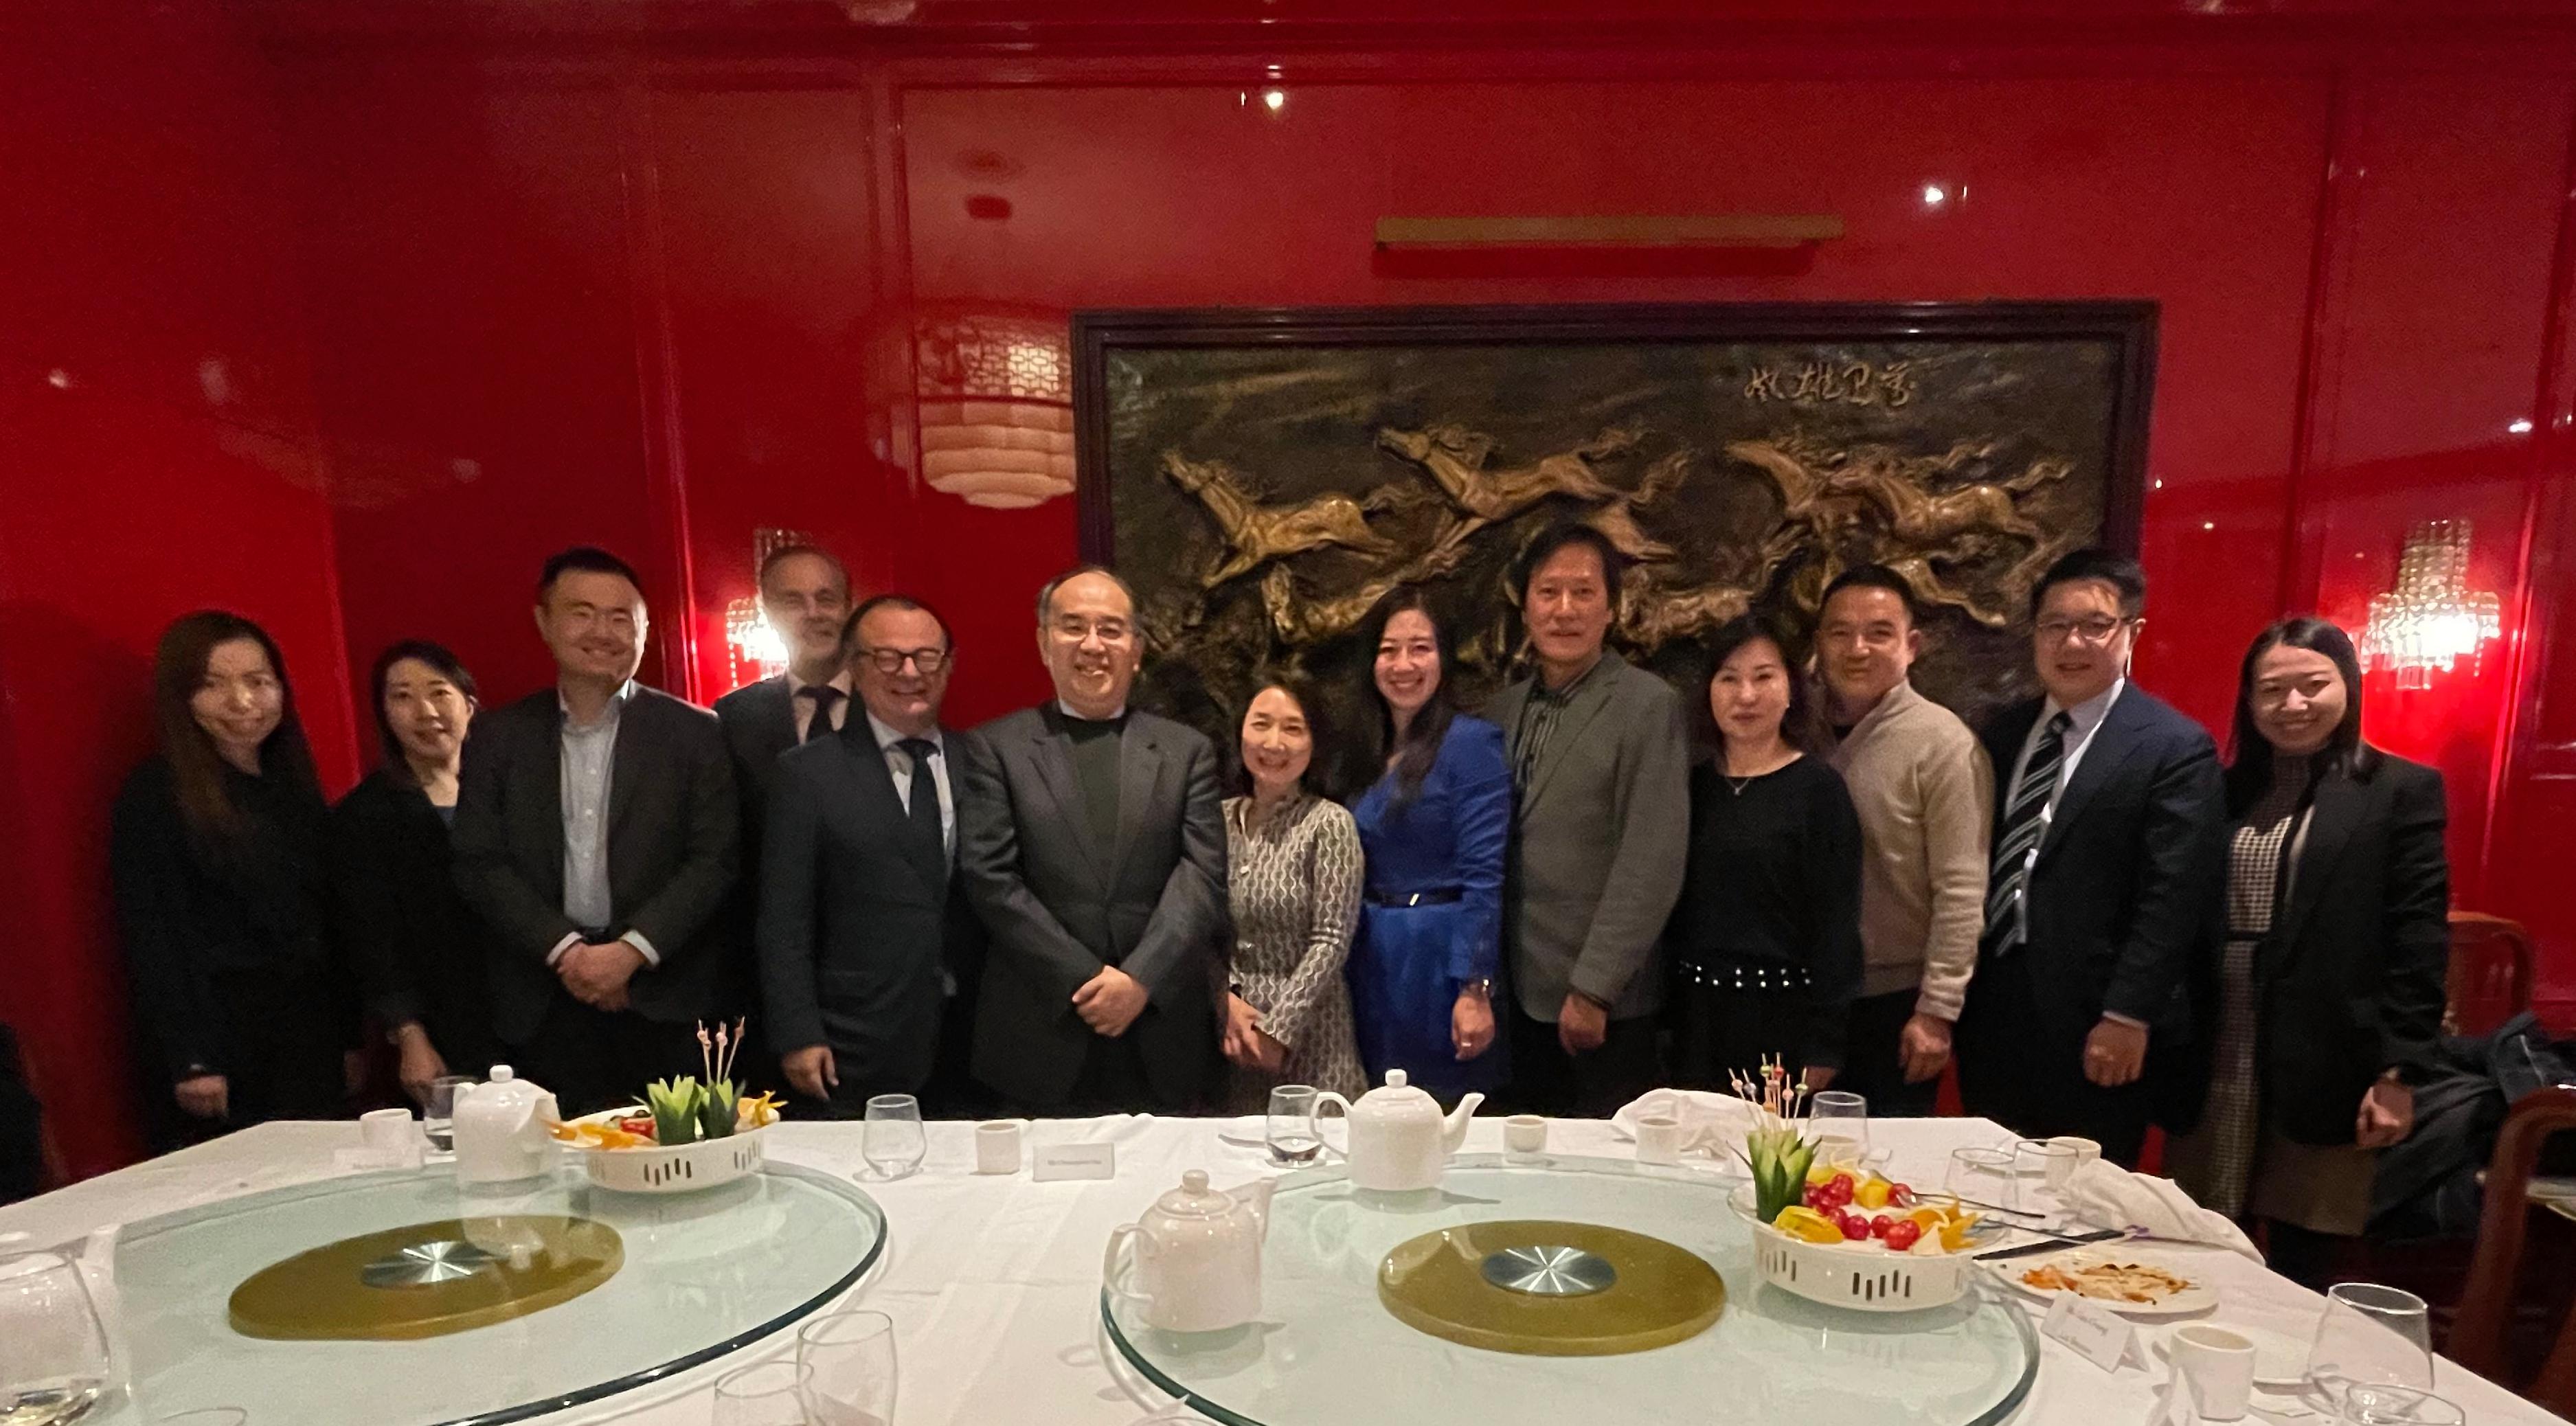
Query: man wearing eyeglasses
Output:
[[757, 595, 986, 1114], [1954, 548, 2225, 1166], [955, 565, 1226, 1113]]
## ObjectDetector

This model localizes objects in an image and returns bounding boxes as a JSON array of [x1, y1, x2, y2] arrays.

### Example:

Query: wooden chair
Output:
[[2452, 1087, 2576, 1411], [2447, 912, 2536, 1038]]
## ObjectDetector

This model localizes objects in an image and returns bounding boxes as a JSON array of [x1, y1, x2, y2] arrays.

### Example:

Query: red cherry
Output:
[[1829, 1172, 1857, 1195], [1838, 1213, 1872, 1241], [1884, 1220, 1923, 1251], [1888, 1184, 1916, 1208], [1869, 1214, 1893, 1238]]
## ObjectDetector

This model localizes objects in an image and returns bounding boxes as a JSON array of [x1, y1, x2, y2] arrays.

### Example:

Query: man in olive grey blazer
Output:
[[957, 567, 1226, 1111], [1487, 525, 1690, 1117]]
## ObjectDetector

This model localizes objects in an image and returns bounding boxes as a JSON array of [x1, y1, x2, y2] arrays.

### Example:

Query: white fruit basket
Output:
[[567, 1109, 769, 1195], [1729, 1184, 1976, 1313]]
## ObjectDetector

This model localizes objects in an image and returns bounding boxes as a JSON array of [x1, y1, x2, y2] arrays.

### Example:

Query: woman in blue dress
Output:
[[1344, 589, 1512, 1102]]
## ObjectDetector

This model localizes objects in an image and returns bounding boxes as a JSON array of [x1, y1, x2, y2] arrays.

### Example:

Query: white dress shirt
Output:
[[867, 711, 956, 856], [548, 681, 658, 968], [787, 668, 855, 740]]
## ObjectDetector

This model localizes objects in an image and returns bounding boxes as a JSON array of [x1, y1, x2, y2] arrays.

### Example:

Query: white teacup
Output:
[[2046, 1135, 2103, 1168], [976, 1120, 1025, 1175], [1635, 1113, 1682, 1166], [1503, 1114, 1548, 1156], [2171, 1324, 2255, 1421]]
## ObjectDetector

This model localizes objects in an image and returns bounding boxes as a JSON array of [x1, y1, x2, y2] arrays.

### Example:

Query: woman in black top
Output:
[[2167, 618, 2449, 1282], [1667, 615, 1864, 1092], [333, 641, 500, 1102], [112, 611, 348, 1146]]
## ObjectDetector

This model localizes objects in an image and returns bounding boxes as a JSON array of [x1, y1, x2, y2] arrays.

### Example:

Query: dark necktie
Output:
[[1982, 710, 2074, 958], [798, 685, 844, 743], [897, 737, 945, 887]]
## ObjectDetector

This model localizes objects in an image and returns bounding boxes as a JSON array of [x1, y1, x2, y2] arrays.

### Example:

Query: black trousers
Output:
[[1506, 1009, 1660, 1118], [1669, 984, 1816, 1093], [1955, 953, 2151, 1166], [1834, 987, 1943, 1118], [510, 993, 711, 1118]]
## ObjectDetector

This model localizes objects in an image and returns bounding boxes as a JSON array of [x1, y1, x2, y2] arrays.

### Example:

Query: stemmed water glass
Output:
[[0, 1250, 117, 1426], [862, 1095, 927, 1180]]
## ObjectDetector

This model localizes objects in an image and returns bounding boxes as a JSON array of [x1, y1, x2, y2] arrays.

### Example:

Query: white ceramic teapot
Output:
[[1102, 1170, 1274, 1333], [451, 1065, 561, 1185], [1307, 1070, 1483, 1192]]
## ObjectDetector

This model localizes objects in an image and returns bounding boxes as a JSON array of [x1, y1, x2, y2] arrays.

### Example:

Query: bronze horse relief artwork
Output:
[[1076, 304, 2154, 763]]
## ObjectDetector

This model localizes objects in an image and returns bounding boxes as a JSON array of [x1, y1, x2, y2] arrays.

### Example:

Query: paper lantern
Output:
[[915, 310, 1075, 509]]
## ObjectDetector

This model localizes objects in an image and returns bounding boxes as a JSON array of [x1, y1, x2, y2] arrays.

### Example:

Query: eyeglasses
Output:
[[855, 646, 949, 674], [1050, 618, 1133, 645], [2035, 615, 2134, 644]]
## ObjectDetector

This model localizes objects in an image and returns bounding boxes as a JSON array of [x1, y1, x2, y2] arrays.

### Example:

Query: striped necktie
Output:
[[1982, 710, 2074, 958]]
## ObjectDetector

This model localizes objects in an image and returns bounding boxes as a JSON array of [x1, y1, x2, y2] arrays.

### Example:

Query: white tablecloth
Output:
[[1, 1116, 2559, 1426]]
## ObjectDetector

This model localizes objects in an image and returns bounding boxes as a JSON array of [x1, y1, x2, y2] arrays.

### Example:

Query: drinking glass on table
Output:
[[862, 1095, 927, 1180], [2338, 1384, 2464, 1425], [424, 1074, 477, 1154], [798, 1309, 896, 1426], [711, 1361, 812, 1426], [2307, 1283, 2434, 1396], [1805, 1091, 1868, 1166], [0, 1250, 117, 1426], [2011, 1139, 2080, 1193], [1265, 1085, 1322, 1168], [1945, 1146, 2018, 1211]]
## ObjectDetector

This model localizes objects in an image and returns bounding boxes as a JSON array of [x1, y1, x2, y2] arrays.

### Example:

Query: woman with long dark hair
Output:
[[1343, 589, 1511, 1101], [111, 611, 348, 1144], [1664, 614, 1863, 1091], [2167, 617, 2449, 1281], [332, 640, 501, 1102]]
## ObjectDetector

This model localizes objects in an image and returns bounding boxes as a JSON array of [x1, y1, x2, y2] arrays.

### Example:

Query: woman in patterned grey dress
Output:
[[1220, 679, 1368, 1111]]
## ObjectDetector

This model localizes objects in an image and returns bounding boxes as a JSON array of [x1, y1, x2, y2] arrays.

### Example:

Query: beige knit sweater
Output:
[[1824, 680, 1993, 1021]]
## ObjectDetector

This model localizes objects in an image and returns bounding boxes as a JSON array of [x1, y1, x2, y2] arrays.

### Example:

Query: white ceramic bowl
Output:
[[567, 1109, 769, 1195], [1729, 1183, 1976, 1313]]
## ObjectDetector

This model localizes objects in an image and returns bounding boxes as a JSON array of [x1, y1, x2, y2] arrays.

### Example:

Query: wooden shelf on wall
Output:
[[1374, 214, 1845, 251]]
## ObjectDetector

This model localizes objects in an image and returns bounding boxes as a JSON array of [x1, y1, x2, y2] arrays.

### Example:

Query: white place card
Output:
[[2041, 1291, 2143, 1372], [1032, 1142, 1116, 1182]]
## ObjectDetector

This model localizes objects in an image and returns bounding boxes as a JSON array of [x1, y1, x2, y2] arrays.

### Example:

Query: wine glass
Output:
[[2338, 1384, 2464, 1425], [1265, 1085, 1321, 1168], [711, 1360, 811, 1426], [0, 1251, 116, 1426], [862, 1095, 927, 1180], [798, 1309, 896, 1426], [1807, 1090, 1869, 1166], [2307, 1282, 2434, 1396]]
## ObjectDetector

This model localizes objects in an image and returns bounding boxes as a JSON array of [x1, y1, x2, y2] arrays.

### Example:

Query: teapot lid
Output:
[[490, 1065, 516, 1083], [1151, 1169, 1239, 1221]]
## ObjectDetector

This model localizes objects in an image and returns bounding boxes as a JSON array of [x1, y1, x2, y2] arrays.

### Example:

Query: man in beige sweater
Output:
[[1818, 566, 1993, 1116]]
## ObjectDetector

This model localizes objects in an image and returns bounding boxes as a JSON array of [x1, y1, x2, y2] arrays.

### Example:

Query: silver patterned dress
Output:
[[1221, 792, 1368, 1110]]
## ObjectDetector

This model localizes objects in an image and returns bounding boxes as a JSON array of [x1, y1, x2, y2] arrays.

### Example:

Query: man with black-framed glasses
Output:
[[1954, 547, 2226, 1166], [757, 594, 986, 1114]]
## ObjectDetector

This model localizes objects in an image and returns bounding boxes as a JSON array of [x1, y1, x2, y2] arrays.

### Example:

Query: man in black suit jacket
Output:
[[453, 547, 741, 1114], [760, 594, 986, 1113], [714, 545, 856, 861], [1955, 549, 2225, 1166], [958, 566, 1225, 1112]]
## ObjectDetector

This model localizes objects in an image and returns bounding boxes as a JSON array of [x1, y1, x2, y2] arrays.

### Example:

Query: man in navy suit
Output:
[[1954, 549, 2226, 1166], [758, 595, 984, 1112]]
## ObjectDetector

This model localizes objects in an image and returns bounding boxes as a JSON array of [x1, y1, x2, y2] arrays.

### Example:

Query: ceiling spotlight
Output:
[[1922, 184, 1947, 206], [1263, 89, 1287, 112]]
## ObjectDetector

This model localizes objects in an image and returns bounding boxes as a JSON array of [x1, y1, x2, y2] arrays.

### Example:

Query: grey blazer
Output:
[[956, 705, 1227, 1108], [451, 686, 741, 1045], [1485, 656, 1691, 1023]]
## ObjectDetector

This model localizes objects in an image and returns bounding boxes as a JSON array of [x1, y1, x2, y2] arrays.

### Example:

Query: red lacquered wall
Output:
[[0, 3, 361, 1178]]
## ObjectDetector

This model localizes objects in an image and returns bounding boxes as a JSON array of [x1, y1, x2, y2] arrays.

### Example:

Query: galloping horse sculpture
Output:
[[1162, 451, 1398, 587]]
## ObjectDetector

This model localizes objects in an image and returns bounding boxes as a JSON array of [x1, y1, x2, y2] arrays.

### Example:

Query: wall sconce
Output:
[[2360, 519, 2501, 690], [915, 306, 1075, 509], [723, 528, 813, 690]]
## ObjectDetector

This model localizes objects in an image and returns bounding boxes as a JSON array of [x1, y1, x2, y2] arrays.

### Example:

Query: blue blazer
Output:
[[1348, 715, 1511, 986]]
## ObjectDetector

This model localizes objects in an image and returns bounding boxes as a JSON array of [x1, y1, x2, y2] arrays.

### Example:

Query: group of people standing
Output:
[[109, 523, 2450, 1268]]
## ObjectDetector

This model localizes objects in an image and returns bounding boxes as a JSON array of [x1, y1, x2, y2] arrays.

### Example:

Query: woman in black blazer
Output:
[[332, 641, 500, 1102], [112, 611, 350, 1148], [2169, 617, 2449, 1281]]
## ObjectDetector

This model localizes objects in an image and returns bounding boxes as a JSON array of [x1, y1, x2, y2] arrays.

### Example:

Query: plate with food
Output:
[[2002, 1247, 2217, 1317], [547, 1019, 784, 1195]]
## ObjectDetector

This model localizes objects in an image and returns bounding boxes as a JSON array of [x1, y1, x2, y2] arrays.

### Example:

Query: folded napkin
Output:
[[2063, 1159, 2263, 1263], [1608, 1088, 1756, 1162]]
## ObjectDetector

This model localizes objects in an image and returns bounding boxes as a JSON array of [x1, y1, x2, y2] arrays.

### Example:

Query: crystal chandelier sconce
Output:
[[724, 527, 813, 688], [914, 307, 1076, 509], [2359, 519, 2501, 690]]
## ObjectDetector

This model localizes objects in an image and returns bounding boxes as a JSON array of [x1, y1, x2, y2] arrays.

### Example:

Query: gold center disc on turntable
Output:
[[1377, 1219, 1725, 1356], [228, 1216, 623, 1342]]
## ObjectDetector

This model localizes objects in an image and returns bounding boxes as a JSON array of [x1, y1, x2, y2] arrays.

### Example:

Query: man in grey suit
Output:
[[1485, 524, 1690, 1118], [957, 565, 1226, 1112], [758, 594, 984, 1114], [453, 547, 741, 1115]]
